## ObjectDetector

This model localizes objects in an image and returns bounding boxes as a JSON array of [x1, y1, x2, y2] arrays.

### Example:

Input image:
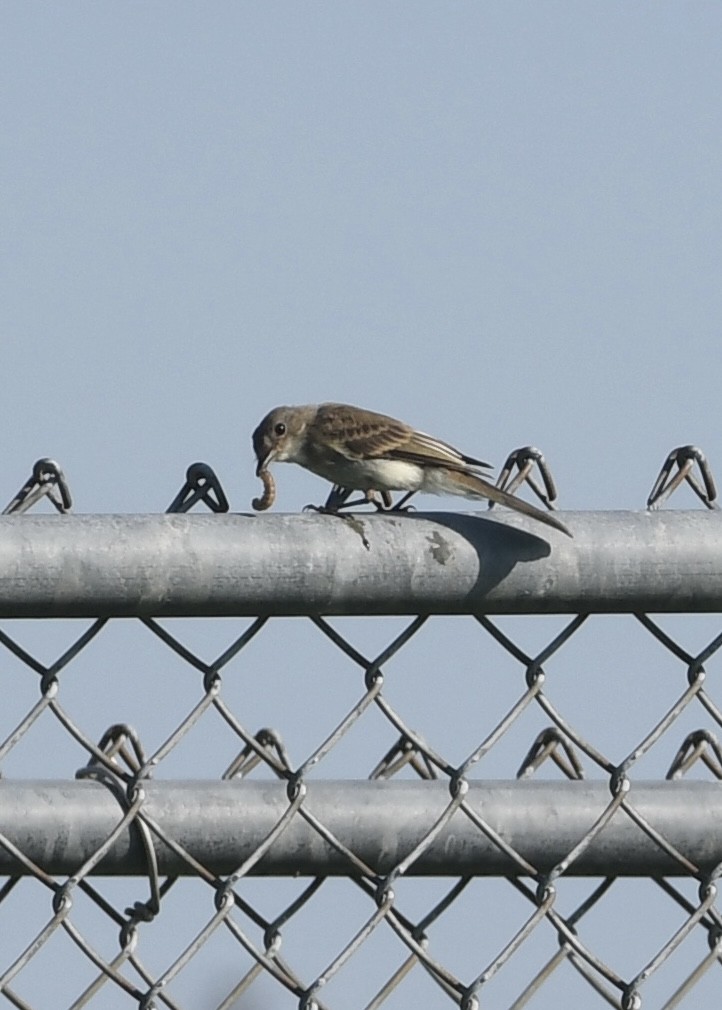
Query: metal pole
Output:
[[0, 512, 721, 617], [1, 779, 720, 877]]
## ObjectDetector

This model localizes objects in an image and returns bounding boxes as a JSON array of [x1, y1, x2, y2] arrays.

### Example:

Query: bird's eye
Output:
[[274, 422, 286, 436]]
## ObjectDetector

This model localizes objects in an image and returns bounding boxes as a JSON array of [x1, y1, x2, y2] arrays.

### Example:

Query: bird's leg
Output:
[[305, 486, 415, 514], [366, 490, 394, 511], [308, 486, 394, 512], [389, 490, 417, 512], [324, 485, 354, 510], [341, 489, 395, 511], [305, 486, 376, 513]]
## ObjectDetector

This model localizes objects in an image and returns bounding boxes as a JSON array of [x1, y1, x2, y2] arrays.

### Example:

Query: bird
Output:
[[252, 402, 571, 537]]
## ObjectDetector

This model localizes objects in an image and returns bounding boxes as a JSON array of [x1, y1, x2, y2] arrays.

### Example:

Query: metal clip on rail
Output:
[[490, 445, 560, 512], [166, 462, 230, 514], [647, 445, 718, 510], [2, 458, 72, 515]]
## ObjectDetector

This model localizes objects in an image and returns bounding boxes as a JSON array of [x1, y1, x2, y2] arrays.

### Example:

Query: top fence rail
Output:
[[0, 510, 721, 618]]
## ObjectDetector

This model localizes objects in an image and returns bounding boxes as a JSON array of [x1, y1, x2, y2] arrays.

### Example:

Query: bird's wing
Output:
[[388, 428, 492, 471], [313, 404, 412, 458], [314, 404, 491, 470]]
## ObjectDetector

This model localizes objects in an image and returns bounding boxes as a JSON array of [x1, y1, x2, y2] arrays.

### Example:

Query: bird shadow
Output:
[[380, 509, 555, 602]]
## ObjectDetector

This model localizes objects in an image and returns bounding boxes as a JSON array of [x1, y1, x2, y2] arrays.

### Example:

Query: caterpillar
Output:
[[252, 469, 276, 511]]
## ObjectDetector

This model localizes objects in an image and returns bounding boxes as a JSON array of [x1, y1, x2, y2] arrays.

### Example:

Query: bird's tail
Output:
[[457, 471, 573, 537]]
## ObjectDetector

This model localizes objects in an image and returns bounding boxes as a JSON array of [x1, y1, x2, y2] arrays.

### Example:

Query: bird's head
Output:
[[252, 405, 309, 475]]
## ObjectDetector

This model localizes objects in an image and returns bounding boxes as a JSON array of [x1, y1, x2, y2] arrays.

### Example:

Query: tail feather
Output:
[[460, 472, 572, 537]]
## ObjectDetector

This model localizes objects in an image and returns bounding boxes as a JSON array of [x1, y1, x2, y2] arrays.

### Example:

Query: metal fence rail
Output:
[[2, 494, 722, 1008], [1, 511, 722, 615], [3, 780, 722, 878]]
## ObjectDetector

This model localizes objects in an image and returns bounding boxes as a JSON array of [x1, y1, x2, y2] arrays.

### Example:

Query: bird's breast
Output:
[[303, 452, 423, 492]]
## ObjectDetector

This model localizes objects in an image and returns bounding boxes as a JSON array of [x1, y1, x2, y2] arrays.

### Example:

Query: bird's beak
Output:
[[255, 449, 276, 477]]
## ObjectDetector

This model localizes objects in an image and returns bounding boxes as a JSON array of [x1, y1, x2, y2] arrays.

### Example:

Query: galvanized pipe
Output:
[[0, 511, 720, 617], [0, 780, 719, 877]]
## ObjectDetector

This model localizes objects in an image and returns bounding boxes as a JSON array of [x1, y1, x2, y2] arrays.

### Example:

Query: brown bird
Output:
[[252, 402, 571, 536]]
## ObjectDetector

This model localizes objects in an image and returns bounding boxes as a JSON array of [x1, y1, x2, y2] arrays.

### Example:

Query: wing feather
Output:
[[312, 403, 491, 472], [389, 429, 491, 471], [314, 403, 413, 458]]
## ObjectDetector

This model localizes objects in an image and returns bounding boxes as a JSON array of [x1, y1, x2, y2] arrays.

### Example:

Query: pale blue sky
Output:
[[1, 5, 721, 1009], [2, 4, 721, 514]]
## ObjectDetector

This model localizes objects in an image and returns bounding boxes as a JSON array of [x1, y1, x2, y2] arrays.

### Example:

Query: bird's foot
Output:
[[313, 486, 393, 513], [305, 487, 417, 514], [303, 499, 372, 549], [387, 490, 417, 513]]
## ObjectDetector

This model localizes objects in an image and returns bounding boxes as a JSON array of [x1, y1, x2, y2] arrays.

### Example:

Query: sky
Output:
[[1, 4, 722, 1010], [3, 3, 722, 515]]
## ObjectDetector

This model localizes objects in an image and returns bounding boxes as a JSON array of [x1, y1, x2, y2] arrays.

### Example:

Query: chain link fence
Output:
[[1, 450, 722, 1009]]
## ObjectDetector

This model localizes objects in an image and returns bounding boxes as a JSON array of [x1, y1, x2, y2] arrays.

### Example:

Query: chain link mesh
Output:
[[1, 457, 722, 1009]]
